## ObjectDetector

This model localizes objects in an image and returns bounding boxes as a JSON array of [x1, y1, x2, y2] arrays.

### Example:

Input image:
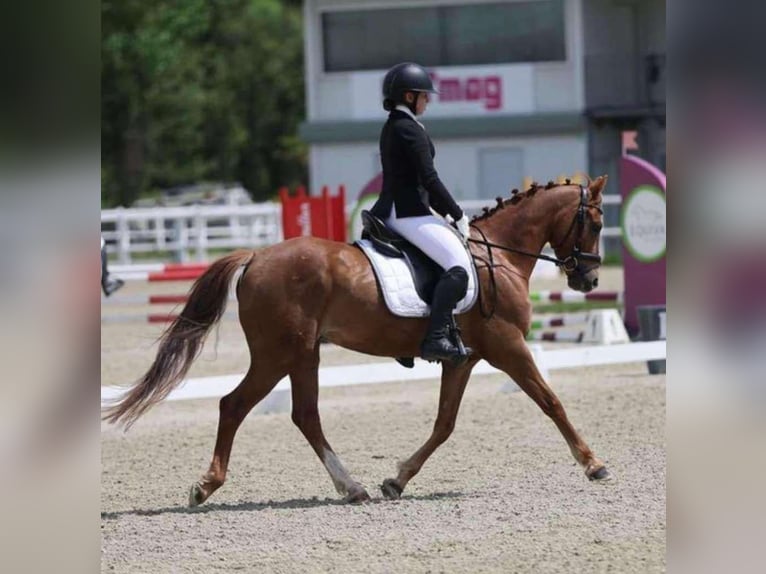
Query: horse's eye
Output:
[[591, 223, 603, 233]]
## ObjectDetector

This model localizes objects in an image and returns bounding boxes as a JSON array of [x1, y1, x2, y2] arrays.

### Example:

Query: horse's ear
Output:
[[589, 175, 608, 198]]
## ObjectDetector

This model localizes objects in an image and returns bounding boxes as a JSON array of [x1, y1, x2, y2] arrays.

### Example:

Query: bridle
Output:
[[552, 185, 604, 273], [467, 186, 603, 318], [468, 185, 603, 273]]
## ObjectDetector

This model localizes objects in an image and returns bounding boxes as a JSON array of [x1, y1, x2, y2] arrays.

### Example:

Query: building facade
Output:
[[300, 0, 665, 246]]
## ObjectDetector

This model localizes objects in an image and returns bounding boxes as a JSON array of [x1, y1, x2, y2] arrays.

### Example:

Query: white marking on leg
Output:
[[321, 448, 356, 495]]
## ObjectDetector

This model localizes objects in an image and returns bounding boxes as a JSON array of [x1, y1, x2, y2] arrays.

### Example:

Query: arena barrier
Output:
[[100, 340, 666, 408]]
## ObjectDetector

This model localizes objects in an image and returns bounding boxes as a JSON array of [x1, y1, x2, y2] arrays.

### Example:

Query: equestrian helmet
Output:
[[382, 62, 438, 105]]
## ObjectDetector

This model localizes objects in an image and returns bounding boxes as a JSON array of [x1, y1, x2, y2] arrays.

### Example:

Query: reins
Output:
[[467, 185, 604, 319], [468, 236, 570, 267]]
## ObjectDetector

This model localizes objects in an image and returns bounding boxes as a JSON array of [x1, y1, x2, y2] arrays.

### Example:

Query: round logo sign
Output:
[[621, 185, 666, 262]]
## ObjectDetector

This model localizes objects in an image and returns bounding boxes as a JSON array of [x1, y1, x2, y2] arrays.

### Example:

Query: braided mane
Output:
[[470, 179, 575, 223]]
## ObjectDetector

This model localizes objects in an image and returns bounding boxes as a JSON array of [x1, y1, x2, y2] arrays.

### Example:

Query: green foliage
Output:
[[102, 0, 307, 207]]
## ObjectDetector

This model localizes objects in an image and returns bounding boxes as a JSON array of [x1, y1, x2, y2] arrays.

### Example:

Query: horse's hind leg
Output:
[[484, 331, 611, 481], [381, 358, 479, 500], [189, 362, 285, 507], [290, 345, 371, 503]]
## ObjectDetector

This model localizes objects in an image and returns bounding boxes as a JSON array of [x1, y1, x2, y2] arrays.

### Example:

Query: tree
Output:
[[101, 0, 307, 207]]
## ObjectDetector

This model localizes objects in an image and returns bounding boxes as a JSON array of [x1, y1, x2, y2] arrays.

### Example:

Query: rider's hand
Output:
[[455, 215, 470, 245]]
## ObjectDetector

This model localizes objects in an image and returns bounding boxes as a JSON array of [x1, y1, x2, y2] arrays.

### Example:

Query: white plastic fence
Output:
[[101, 203, 283, 264]]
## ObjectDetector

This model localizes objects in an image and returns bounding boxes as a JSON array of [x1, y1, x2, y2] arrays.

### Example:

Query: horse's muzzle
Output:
[[567, 267, 599, 293]]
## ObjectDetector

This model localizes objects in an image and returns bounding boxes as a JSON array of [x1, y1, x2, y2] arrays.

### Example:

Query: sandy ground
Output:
[[102, 266, 666, 573], [101, 363, 665, 573]]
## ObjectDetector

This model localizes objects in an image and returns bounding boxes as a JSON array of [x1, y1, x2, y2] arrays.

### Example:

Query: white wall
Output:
[[309, 134, 587, 203]]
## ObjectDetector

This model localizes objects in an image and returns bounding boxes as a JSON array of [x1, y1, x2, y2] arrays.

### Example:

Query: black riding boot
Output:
[[420, 266, 473, 364]]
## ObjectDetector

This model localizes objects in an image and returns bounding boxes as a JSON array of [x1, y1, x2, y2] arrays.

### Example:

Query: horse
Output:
[[103, 176, 612, 505]]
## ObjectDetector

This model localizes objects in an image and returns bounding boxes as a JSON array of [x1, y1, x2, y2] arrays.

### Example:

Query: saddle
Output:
[[360, 211, 441, 305], [356, 211, 479, 369]]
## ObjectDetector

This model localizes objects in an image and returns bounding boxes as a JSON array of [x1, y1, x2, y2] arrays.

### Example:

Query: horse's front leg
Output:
[[483, 327, 611, 481], [381, 358, 479, 499]]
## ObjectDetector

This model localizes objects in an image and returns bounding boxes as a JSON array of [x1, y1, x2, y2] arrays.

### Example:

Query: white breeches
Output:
[[385, 206, 472, 273]]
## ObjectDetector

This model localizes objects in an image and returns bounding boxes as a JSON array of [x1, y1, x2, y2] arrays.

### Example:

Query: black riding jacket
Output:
[[370, 109, 464, 221]]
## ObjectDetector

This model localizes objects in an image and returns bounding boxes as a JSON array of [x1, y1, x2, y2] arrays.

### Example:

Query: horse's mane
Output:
[[470, 179, 577, 223]]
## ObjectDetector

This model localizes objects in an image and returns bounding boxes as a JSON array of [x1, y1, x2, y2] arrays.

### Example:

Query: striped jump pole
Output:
[[101, 310, 238, 324], [110, 262, 210, 274], [529, 311, 590, 330], [526, 312, 590, 343], [526, 309, 630, 345], [112, 269, 207, 282], [102, 294, 237, 306], [526, 329, 585, 343], [529, 290, 623, 304]]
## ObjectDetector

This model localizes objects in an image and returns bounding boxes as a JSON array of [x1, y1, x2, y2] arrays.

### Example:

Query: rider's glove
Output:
[[455, 215, 470, 245]]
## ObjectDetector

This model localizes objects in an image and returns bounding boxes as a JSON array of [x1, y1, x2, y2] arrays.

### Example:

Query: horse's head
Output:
[[549, 176, 607, 293]]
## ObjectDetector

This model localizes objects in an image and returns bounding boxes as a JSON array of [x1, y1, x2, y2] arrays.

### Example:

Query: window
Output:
[[322, 1, 566, 72]]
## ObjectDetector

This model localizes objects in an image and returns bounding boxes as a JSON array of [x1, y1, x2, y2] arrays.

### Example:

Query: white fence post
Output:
[[154, 214, 165, 252], [116, 209, 131, 264], [174, 218, 188, 263], [194, 206, 207, 262]]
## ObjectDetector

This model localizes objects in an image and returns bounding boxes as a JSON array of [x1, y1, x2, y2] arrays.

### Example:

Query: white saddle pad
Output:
[[356, 239, 478, 318]]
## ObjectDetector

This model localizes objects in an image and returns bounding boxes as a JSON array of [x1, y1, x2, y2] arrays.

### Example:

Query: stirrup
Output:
[[448, 317, 472, 360]]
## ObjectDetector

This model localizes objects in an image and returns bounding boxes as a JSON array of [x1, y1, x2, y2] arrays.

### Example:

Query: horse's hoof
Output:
[[188, 483, 207, 507], [380, 478, 403, 500], [344, 486, 371, 504], [588, 466, 612, 481]]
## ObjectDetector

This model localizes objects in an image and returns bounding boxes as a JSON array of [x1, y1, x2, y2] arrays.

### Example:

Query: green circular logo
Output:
[[621, 185, 666, 262]]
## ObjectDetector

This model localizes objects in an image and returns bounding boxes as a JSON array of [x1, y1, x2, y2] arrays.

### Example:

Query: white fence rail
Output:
[[101, 203, 283, 264], [101, 196, 622, 264]]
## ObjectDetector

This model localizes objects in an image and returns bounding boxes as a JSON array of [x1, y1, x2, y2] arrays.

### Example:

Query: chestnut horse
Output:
[[103, 177, 612, 505]]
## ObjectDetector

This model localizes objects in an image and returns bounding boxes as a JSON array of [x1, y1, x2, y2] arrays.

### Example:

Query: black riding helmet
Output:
[[382, 62, 438, 113]]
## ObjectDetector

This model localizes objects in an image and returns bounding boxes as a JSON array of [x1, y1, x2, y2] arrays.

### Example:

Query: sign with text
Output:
[[350, 65, 535, 119], [620, 154, 667, 336]]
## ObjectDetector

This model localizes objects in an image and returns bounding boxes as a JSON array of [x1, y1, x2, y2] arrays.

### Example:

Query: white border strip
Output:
[[101, 341, 665, 406]]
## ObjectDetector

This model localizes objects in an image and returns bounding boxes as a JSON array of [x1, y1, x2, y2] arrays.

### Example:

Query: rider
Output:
[[370, 62, 473, 364]]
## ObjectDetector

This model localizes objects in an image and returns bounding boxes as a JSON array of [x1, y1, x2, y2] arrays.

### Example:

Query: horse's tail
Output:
[[102, 249, 254, 429]]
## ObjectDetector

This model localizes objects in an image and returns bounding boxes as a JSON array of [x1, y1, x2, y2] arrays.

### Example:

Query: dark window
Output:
[[322, 1, 566, 73]]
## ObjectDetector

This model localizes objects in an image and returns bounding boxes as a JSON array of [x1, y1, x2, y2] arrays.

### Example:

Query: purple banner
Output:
[[620, 155, 667, 336]]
